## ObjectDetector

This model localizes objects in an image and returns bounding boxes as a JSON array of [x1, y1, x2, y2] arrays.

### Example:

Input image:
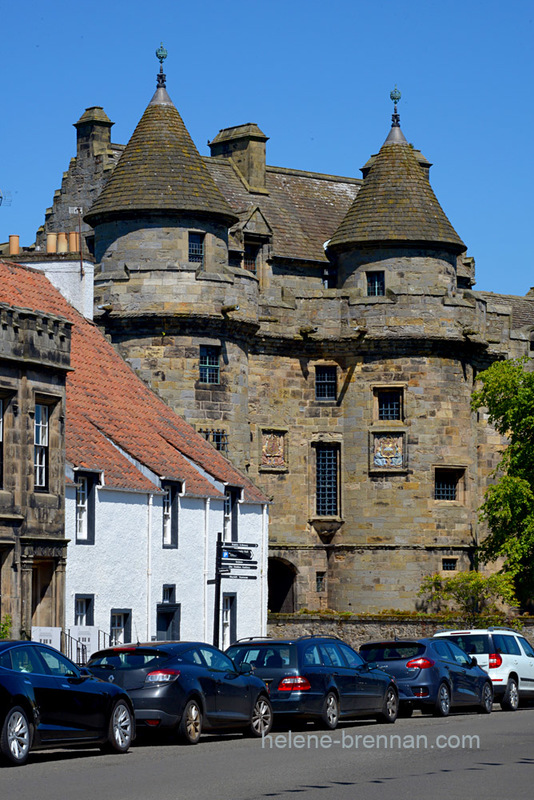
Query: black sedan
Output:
[[0, 640, 134, 766], [87, 641, 273, 744], [359, 638, 494, 716], [226, 636, 399, 728]]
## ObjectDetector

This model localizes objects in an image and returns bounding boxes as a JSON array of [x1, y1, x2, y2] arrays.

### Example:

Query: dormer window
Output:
[[244, 243, 259, 273]]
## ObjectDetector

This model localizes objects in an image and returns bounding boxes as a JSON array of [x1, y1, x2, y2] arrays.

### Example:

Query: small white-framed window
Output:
[[162, 482, 179, 548], [34, 403, 49, 490], [76, 477, 88, 540]]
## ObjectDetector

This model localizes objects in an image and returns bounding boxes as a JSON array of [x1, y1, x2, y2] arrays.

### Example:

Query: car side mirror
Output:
[[470, 656, 478, 667], [359, 662, 370, 672], [79, 667, 92, 677], [238, 662, 253, 675]]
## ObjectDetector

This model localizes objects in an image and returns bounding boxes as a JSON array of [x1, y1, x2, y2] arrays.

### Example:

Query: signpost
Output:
[[211, 531, 258, 647]]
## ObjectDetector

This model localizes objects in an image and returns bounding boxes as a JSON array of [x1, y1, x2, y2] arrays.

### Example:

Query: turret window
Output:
[[244, 243, 259, 273], [188, 232, 204, 264], [199, 346, 220, 384], [366, 271, 385, 296]]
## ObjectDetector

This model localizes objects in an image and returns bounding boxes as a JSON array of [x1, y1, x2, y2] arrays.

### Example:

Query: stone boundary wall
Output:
[[267, 615, 534, 650]]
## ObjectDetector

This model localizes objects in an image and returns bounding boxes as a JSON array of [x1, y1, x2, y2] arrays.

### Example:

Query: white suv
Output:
[[433, 627, 534, 711]]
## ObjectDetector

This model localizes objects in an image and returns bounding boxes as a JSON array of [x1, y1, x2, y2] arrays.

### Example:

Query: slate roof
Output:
[[328, 124, 466, 253], [85, 86, 238, 227], [0, 260, 267, 503], [206, 159, 361, 263], [475, 291, 534, 330]]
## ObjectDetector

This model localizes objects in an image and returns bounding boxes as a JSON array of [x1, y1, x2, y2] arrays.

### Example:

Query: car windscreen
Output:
[[444, 635, 490, 656], [360, 643, 425, 662], [88, 648, 168, 670], [226, 644, 297, 669]]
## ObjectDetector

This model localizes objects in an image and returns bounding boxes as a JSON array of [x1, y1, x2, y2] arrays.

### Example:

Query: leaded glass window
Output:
[[316, 445, 339, 516]]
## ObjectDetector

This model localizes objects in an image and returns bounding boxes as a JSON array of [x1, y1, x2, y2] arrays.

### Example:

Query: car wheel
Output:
[[478, 682, 493, 714], [179, 699, 202, 744], [0, 706, 32, 766], [433, 682, 451, 717], [501, 677, 519, 711], [101, 700, 133, 754], [319, 692, 339, 730], [247, 695, 273, 738], [376, 685, 398, 724]]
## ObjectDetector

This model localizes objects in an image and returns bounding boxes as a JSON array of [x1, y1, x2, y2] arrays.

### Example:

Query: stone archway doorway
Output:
[[268, 557, 297, 613]]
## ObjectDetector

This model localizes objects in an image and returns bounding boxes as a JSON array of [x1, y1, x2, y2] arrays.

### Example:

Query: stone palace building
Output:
[[13, 53, 534, 614]]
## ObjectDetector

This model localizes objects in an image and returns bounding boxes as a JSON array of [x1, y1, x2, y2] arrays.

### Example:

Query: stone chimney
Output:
[[209, 123, 269, 194], [74, 106, 114, 158]]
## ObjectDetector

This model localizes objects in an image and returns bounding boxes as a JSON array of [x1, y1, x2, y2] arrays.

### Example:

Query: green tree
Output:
[[471, 357, 534, 605], [418, 571, 517, 624], [0, 614, 12, 640]]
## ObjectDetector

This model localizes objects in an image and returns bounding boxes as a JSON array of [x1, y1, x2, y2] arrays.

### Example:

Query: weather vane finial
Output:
[[156, 43, 168, 88], [390, 85, 401, 128]]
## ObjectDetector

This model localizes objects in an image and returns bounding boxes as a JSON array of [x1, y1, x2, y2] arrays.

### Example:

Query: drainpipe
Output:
[[261, 504, 268, 635], [147, 493, 153, 641], [203, 498, 211, 642]]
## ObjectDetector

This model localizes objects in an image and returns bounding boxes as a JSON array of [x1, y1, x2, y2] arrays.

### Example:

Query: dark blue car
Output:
[[0, 640, 134, 766], [359, 638, 493, 717], [88, 641, 272, 744], [226, 636, 398, 728]]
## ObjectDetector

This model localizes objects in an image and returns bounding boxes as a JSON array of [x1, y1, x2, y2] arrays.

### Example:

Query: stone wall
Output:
[[267, 614, 534, 650]]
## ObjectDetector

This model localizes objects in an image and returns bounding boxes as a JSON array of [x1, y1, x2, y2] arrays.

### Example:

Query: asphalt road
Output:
[[2, 707, 533, 800]]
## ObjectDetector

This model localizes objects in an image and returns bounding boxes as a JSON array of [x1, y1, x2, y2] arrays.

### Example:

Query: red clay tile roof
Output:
[[0, 260, 267, 502]]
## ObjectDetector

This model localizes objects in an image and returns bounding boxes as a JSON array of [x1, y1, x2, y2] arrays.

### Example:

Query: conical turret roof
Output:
[[85, 83, 238, 227], [328, 119, 465, 254]]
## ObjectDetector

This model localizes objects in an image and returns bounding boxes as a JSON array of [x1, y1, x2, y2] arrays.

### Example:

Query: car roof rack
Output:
[[229, 636, 273, 644], [296, 634, 343, 642], [487, 627, 518, 633]]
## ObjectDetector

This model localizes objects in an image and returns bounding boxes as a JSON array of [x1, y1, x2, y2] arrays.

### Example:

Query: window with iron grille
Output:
[[316, 444, 339, 516], [377, 389, 403, 420], [244, 243, 259, 273], [442, 558, 458, 571], [315, 366, 337, 401], [34, 403, 49, 491], [199, 428, 228, 454], [188, 232, 204, 264], [435, 468, 464, 501], [367, 271, 385, 296], [199, 346, 220, 384]]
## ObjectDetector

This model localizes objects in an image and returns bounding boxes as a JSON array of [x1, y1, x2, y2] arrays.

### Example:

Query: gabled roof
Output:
[[206, 158, 361, 263], [84, 86, 238, 227], [328, 124, 466, 253], [0, 260, 267, 503]]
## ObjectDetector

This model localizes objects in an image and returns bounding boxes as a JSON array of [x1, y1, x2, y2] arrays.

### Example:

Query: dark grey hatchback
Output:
[[87, 641, 272, 744], [226, 636, 398, 729]]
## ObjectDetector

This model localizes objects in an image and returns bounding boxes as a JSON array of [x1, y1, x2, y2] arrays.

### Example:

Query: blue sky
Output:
[[1, 0, 532, 295]]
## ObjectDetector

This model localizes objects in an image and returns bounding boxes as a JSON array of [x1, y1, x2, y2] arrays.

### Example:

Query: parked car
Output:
[[359, 638, 493, 717], [225, 636, 399, 728], [87, 641, 272, 744], [0, 640, 134, 766], [433, 627, 534, 711]]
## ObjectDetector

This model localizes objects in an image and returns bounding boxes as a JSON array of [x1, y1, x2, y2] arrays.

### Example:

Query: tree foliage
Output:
[[0, 615, 12, 640], [418, 571, 517, 625], [471, 357, 534, 603]]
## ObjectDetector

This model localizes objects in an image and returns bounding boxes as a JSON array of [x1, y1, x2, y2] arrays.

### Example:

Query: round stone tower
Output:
[[86, 49, 259, 472]]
